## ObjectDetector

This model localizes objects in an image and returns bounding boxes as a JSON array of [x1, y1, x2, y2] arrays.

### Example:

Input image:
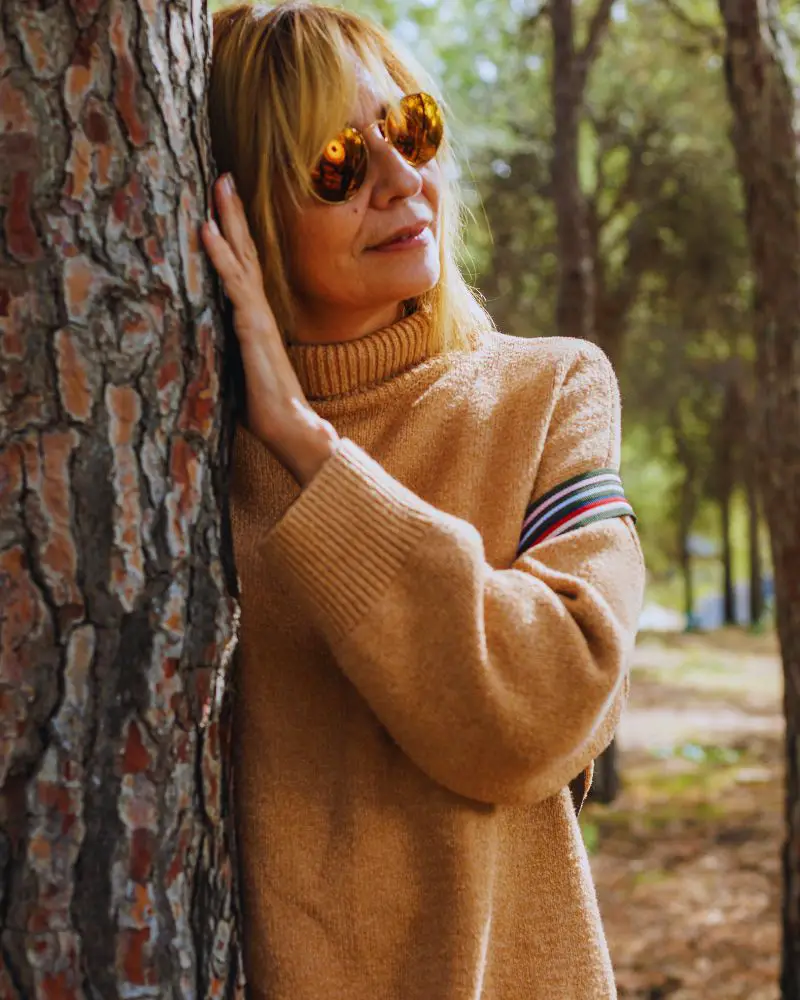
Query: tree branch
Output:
[[580, 0, 616, 70], [658, 0, 724, 49], [574, 0, 615, 96]]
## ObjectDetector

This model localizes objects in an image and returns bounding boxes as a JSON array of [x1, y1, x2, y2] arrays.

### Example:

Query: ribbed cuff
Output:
[[261, 438, 437, 641]]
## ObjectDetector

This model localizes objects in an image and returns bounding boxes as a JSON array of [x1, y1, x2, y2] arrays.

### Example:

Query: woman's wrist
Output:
[[289, 417, 341, 488], [255, 405, 341, 488]]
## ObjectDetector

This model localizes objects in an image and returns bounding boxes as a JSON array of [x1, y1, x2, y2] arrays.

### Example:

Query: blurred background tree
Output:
[[716, 2, 800, 994]]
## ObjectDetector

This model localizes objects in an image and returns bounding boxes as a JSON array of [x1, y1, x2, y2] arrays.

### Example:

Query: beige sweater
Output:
[[230, 310, 645, 1000]]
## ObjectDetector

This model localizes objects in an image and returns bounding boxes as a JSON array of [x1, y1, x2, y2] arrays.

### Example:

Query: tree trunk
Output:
[[678, 464, 697, 629], [0, 1, 244, 995], [680, 528, 696, 630], [718, 382, 737, 627], [550, 0, 594, 341], [747, 456, 764, 627], [741, 387, 765, 628], [718, 2, 800, 994], [548, 0, 614, 342], [720, 482, 736, 626]]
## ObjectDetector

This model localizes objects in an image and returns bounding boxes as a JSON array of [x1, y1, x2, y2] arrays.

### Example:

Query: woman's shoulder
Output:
[[466, 328, 614, 397], [478, 328, 609, 366]]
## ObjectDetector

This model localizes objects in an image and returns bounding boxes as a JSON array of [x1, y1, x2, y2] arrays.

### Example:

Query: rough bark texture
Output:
[[718, 2, 800, 995], [0, 1, 244, 997]]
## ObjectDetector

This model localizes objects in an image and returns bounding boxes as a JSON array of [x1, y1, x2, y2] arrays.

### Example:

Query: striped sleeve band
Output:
[[516, 468, 636, 559]]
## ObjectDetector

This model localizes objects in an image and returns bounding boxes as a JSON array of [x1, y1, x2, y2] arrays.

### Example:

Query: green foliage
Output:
[[579, 817, 600, 855]]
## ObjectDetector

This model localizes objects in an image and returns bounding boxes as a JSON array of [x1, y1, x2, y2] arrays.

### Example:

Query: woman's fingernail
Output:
[[207, 217, 220, 236], [223, 173, 235, 196]]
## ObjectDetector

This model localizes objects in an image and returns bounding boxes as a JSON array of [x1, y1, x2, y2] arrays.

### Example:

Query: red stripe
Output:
[[536, 496, 626, 543]]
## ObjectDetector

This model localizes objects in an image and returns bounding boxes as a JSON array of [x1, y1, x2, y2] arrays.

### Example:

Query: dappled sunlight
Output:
[[586, 632, 782, 999]]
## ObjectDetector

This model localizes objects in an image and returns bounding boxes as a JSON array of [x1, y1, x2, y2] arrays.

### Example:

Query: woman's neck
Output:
[[288, 299, 405, 347]]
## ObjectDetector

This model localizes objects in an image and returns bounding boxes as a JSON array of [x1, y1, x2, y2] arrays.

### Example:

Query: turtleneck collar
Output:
[[286, 309, 443, 401]]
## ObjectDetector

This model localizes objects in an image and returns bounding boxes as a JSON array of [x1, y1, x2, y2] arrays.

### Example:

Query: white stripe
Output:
[[548, 500, 633, 540], [520, 480, 624, 549], [522, 472, 620, 532]]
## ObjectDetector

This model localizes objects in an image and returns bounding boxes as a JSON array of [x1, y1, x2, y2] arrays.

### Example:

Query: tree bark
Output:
[[718, 1, 800, 994], [550, 0, 594, 341], [680, 502, 696, 630], [746, 453, 764, 627], [0, 1, 244, 996], [739, 384, 765, 628], [549, 0, 614, 342], [720, 482, 736, 626], [718, 380, 737, 627]]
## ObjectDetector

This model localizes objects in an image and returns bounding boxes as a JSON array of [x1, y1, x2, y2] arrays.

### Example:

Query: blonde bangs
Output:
[[280, 30, 408, 206], [209, 1, 494, 352]]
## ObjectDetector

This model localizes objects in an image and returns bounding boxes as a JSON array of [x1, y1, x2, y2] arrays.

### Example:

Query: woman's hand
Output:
[[200, 174, 339, 486]]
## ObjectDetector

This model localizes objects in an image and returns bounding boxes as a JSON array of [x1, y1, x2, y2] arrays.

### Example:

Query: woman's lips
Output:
[[367, 226, 431, 252]]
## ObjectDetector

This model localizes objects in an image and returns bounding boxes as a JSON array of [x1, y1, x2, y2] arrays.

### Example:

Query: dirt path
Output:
[[586, 631, 783, 1000]]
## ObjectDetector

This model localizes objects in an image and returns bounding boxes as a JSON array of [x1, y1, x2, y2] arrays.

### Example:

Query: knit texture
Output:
[[230, 308, 646, 1000]]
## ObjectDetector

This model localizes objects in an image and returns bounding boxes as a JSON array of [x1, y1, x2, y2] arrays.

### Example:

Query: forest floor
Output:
[[585, 629, 783, 1000]]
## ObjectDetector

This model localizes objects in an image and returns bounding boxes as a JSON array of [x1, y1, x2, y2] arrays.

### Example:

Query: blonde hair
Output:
[[208, 0, 494, 353]]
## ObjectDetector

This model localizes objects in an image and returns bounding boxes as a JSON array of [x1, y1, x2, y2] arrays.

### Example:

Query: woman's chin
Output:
[[364, 258, 440, 303], [370, 280, 438, 311]]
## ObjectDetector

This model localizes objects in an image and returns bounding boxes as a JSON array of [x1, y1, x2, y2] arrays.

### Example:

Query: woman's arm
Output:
[[257, 344, 645, 805]]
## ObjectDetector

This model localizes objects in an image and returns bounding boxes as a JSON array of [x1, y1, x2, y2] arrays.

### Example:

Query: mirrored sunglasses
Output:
[[309, 91, 444, 205]]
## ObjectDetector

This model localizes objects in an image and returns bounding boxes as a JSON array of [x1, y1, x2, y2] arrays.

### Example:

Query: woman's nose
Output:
[[367, 130, 423, 206]]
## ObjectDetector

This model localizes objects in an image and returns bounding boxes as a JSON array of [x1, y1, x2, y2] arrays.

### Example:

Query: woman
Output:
[[202, 3, 645, 998]]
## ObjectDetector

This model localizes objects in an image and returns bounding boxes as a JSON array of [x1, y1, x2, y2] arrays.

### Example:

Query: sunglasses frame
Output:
[[308, 91, 444, 206]]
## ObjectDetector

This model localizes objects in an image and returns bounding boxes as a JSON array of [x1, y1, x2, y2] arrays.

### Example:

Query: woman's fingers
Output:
[[201, 213, 278, 346], [200, 175, 284, 348], [201, 217, 244, 295], [214, 174, 261, 273]]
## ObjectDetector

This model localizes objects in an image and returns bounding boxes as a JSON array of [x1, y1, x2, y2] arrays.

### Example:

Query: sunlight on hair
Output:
[[208, 1, 495, 351]]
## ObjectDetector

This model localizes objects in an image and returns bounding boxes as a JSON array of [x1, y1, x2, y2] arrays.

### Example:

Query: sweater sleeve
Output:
[[260, 343, 645, 805]]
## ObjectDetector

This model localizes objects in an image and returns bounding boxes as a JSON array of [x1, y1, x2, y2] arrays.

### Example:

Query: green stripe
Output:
[[517, 504, 636, 557], [541, 504, 637, 542]]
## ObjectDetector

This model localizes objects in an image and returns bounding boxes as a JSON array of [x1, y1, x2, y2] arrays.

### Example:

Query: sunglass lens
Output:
[[310, 126, 368, 203], [386, 92, 443, 167]]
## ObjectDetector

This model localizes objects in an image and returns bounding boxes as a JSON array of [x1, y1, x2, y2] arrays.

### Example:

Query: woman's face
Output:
[[285, 70, 443, 337]]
